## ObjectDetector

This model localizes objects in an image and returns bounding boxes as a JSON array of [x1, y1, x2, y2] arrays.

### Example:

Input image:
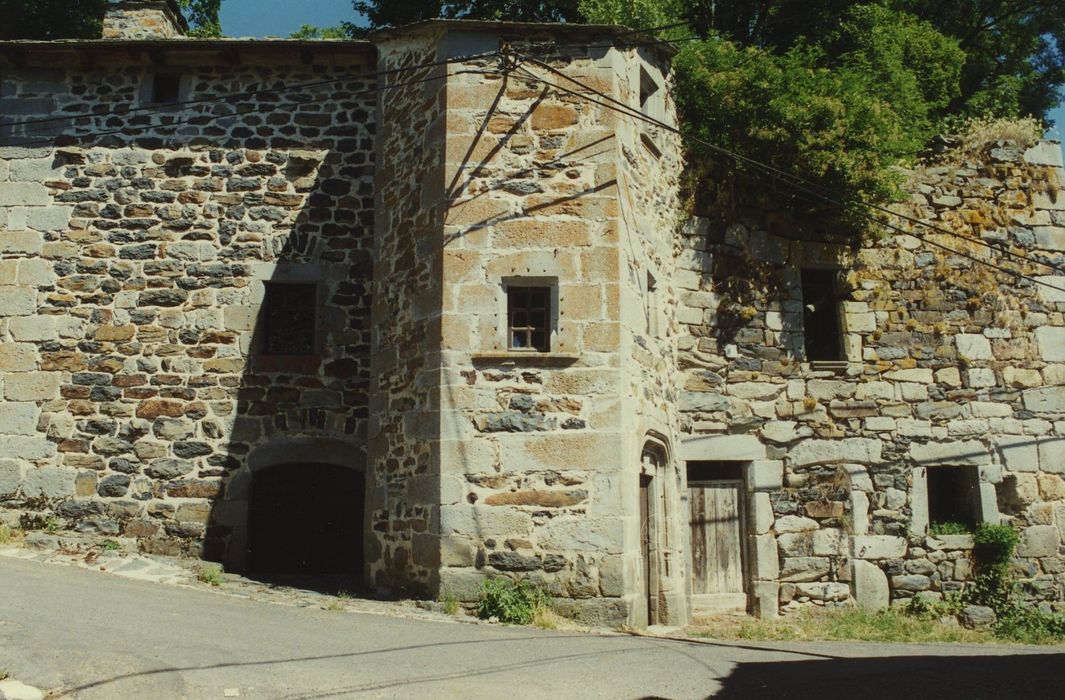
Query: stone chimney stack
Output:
[[102, 0, 189, 39]]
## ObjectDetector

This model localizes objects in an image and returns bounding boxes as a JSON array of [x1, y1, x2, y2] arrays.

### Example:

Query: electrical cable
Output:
[[511, 54, 1065, 285]]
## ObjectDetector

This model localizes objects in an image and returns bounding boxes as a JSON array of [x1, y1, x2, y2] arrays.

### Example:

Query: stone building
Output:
[[1, 0, 1064, 627]]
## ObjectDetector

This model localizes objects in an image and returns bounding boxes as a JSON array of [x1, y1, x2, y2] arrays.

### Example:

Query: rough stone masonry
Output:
[[1, 1, 1064, 627]]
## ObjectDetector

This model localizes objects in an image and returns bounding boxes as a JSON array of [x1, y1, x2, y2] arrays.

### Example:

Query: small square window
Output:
[[507, 285, 551, 352], [928, 466, 980, 530], [150, 73, 181, 105], [262, 282, 317, 356], [801, 268, 844, 361]]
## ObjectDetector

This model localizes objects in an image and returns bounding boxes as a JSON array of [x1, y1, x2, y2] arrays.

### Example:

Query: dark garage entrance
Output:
[[248, 463, 365, 580]]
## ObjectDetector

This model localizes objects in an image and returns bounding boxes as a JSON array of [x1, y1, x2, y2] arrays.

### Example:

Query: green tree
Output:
[[0, 0, 223, 40], [352, 0, 581, 29], [0, 0, 108, 39], [178, 0, 222, 37], [290, 24, 352, 39]]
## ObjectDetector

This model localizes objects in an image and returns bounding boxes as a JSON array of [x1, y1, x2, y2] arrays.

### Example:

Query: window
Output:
[[261, 282, 317, 356], [507, 285, 551, 352], [927, 466, 980, 530], [687, 461, 744, 483], [639, 66, 660, 117], [150, 73, 181, 105], [801, 268, 844, 361], [646, 271, 659, 337]]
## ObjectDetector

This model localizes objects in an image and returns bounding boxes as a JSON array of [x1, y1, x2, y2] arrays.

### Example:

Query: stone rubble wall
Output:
[[367, 33, 449, 595], [427, 36, 682, 627], [675, 139, 1065, 614], [101, 1, 188, 40], [609, 47, 687, 624], [0, 51, 377, 567]]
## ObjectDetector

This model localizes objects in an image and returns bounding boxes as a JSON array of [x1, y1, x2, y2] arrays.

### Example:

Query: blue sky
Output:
[[220, 0, 358, 38], [218, 0, 1064, 139]]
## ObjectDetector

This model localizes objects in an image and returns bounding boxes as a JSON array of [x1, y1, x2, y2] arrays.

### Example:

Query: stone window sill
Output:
[[471, 351, 580, 366]]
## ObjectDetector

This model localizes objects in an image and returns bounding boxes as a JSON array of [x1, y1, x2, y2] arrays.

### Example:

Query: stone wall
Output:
[[101, 1, 188, 40], [0, 47, 377, 569], [411, 29, 683, 626], [366, 32, 449, 595], [675, 138, 1065, 614]]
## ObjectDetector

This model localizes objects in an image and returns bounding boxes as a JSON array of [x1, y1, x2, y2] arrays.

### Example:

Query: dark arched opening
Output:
[[248, 463, 365, 582]]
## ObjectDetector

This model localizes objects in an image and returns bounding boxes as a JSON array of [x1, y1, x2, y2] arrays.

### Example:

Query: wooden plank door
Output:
[[689, 480, 746, 613], [639, 474, 653, 625]]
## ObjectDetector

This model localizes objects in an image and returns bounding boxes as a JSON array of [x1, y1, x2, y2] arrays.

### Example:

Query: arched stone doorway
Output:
[[248, 462, 366, 576]]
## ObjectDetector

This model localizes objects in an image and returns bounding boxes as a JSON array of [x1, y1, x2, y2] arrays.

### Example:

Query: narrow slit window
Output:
[[801, 268, 843, 361], [639, 66, 660, 117], [151, 73, 181, 105], [646, 271, 659, 337], [507, 286, 551, 352], [262, 282, 317, 356]]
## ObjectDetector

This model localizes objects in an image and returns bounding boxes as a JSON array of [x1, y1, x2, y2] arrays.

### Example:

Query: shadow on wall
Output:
[[200, 144, 374, 595], [0, 57, 379, 593]]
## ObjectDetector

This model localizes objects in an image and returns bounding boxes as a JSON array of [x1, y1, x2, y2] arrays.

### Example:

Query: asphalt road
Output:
[[0, 557, 1062, 700]]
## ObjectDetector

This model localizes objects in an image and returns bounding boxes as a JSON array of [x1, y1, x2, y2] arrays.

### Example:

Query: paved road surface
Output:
[[0, 557, 1061, 699]]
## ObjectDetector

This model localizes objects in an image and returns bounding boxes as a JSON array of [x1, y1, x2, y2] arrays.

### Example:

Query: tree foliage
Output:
[[0, 0, 222, 40], [289, 24, 352, 40], [0, 0, 108, 39], [352, 0, 581, 29], [178, 0, 222, 38], [581, 0, 1060, 234]]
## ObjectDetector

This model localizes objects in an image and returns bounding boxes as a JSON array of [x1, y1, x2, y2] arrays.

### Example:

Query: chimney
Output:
[[102, 0, 189, 39]]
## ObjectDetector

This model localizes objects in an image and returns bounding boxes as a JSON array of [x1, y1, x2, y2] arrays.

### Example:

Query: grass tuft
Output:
[[691, 606, 991, 645], [0, 523, 24, 546], [196, 564, 225, 587]]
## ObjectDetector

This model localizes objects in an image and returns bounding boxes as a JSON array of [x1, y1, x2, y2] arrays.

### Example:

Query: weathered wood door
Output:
[[689, 479, 746, 613], [639, 473, 653, 624]]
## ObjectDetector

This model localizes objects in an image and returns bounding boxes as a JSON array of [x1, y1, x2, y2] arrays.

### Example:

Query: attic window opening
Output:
[[507, 285, 552, 352], [927, 466, 980, 531], [639, 66, 660, 117], [801, 268, 844, 361], [262, 282, 317, 356], [150, 73, 181, 105]]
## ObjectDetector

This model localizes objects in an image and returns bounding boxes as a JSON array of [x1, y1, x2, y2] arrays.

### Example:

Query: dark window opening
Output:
[[928, 466, 980, 530], [646, 271, 659, 336], [801, 268, 844, 361], [639, 66, 660, 115], [262, 282, 317, 356], [150, 73, 181, 105], [507, 285, 551, 352], [687, 460, 744, 483]]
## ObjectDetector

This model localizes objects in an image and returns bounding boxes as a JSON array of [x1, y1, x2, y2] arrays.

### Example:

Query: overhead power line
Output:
[[510, 53, 1065, 289]]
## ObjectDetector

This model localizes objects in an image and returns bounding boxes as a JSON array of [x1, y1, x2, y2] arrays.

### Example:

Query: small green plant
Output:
[[439, 588, 460, 616], [0, 523, 23, 546], [324, 600, 345, 611], [477, 577, 550, 625], [196, 564, 225, 587], [100, 539, 121, 551], [929, 521, 971, 536], [44, 516, 61, 534], [905, 592, 964, 620], [336, 590, 353, 601]]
